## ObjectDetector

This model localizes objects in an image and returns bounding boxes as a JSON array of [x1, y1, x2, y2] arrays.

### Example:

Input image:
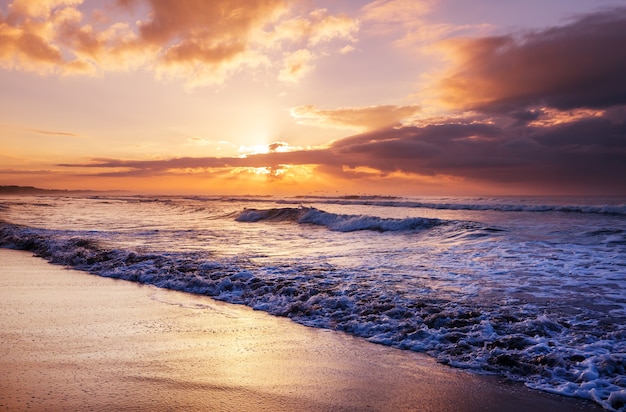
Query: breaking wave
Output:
[[235, 206, 448, 232]]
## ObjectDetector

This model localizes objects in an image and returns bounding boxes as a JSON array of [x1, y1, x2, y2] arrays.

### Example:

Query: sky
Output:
[[1, 0, 625, 196]]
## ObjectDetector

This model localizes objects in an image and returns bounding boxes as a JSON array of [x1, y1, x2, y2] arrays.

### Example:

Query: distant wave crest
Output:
[[277, 198, 626, 216]]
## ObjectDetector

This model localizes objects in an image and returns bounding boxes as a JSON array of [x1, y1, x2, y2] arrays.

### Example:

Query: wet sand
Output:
[[0, 248, 601, 411]]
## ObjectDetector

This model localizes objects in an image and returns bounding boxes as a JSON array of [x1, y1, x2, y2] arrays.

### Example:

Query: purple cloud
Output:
[[436, 8, 626, 113]]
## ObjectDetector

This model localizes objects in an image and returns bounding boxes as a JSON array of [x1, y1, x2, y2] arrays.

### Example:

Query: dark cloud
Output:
[[60, 111, 626, 194], [536, 117, 626, 149], [511, 109, 543, 126], [323, 117, 626, 191], [437, 8, 626, 113]]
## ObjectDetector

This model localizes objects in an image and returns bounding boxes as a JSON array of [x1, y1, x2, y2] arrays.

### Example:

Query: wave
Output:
[[235, 206, 448, 233], [277, 198, 626, 216], [236, 207, 305, 222], [1, 220, 625, 410]]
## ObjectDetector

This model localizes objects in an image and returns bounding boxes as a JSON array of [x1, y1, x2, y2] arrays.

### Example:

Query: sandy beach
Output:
[[0, 248, 602, 411]]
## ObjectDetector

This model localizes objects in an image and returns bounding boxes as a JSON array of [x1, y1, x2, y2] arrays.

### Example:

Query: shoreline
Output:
[[0, 248, 602, 411]]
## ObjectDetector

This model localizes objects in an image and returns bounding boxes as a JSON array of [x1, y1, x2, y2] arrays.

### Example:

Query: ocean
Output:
[[1, 194, 625, 411]]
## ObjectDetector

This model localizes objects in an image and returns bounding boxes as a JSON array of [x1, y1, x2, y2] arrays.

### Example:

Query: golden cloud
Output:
[[0, 10, 63, 73], [290, 104, 421, 131], [8, 0, 82, 19], [0, 0, 360, 86], [278, 49, 313, 83], [264, 8, 358, 46]]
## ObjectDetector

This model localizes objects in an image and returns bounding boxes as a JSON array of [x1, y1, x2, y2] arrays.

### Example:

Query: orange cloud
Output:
[[128, 0, 286, 45], [129, 0, 288, 86], [0, 0, 141, 75], [0, 0, 359, 86], [278, 49, 313, 83], [264, 8, 358, 46], [305, 8, 358, 46], [7, 0, 81, 19], [290, 104, 421, 131], [0, 7, 64, 73]]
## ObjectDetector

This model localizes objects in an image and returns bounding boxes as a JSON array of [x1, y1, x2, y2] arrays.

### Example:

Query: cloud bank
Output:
[[56, 7, 626, 194], [0, 0, 358, 85], [59, 111, 626, 194]]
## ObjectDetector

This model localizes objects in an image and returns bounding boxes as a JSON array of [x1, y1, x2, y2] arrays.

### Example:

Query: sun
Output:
[[237, 141, 296, 157]]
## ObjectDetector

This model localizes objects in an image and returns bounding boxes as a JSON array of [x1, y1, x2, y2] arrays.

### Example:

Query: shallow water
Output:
[[1, 194, 625, 410]]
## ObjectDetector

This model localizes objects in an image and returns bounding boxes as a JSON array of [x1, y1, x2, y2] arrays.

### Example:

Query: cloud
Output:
[[361, 0, 433, 32], [131, 0, 273, 45], [0, 168, 57, 175], [433, 8, 626, 113], [360, 0, 489, 48], [278, 49, 313, 83], [126, 0, 288, 86], [290, 104, 421, 131], [58, 108, 626, 194], [268, 8, 359, 83], [7, 0, 81, 19], [339, 44, 355, 54], [0, 0, 142, 75], [0, 9, 63, 73], [0, 0, 359, 85], [266, 7, 358, 46], [32, 128, 80, 137], [321, 115, 626, 193], [305, 8, 358, 46]]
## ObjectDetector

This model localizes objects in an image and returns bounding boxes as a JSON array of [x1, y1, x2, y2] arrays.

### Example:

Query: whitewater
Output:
[[1, 194, 625, 411]]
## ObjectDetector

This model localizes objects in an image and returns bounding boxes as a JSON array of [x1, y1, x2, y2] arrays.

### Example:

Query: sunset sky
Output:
[[1, 0, 625, 196]]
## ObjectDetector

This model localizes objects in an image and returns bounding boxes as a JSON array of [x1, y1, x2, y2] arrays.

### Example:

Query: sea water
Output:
[[1, 195, 625, 410]]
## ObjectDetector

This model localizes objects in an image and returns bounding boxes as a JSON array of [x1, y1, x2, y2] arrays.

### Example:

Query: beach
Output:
[[0, 248, 603, 411]]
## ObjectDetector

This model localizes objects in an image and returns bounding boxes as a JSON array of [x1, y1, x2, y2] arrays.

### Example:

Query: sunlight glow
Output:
[[238, 141, 297, 157], [1, 1, 624, 196]]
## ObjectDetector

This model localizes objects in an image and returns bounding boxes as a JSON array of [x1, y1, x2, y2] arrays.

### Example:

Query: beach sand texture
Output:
[[0, 249, 601, 411]]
